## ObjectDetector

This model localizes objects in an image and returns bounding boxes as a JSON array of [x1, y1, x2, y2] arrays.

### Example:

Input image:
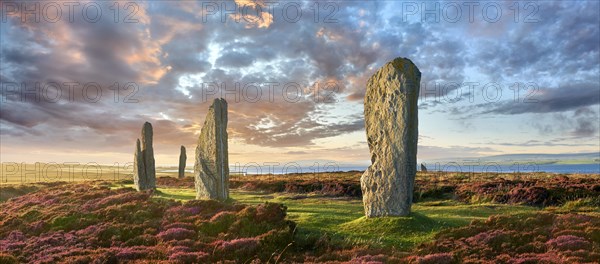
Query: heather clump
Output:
[[168, 250, 208, 263], [546, 235, 592, 251], [407, 213, 600, 262], [157, 227, 197, 241], [0, 183, 294, 263], [455, 177, 600, 206], [405, 253, 456, 264]]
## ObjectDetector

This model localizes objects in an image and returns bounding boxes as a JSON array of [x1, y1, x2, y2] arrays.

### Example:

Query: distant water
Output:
[[160, 164, 599, 175], [230, 164, 600, 175], [229, 165, 367, 175]]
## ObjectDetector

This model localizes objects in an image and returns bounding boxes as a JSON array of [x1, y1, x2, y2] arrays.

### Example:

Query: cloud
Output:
[[231, 0, 275, 28], [468, 1, 599, 80], [285, 151, 308, 155], [216, 51, 256, 67], [479, 138, 598, 147], [1, 0, 599, 163], [481, 83, 599, 115], [0, 0, 475, 150], [572, 107, 599, 137]]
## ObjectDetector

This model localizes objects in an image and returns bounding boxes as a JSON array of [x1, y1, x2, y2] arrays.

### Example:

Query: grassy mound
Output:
[[338, 213, 444, 249], [340, 213, 440, 235]]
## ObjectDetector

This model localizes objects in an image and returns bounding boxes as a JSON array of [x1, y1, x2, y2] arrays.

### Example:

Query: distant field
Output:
[[0, 163, 189, 184]]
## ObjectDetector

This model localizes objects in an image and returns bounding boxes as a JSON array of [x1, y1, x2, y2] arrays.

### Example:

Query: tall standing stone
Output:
[[178, 146, 187, 179], [194, 98, 229, 201], [133, 122, 156, 191], [361, 57, 421, 217], [134, 139, 145, 187]]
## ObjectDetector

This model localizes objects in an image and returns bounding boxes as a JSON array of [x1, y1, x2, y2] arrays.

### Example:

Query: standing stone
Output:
[[194, 98, 229, 201], [421, 163, 428, 172], [133, 139, 146, 187], [133, 122, 156, 191], [361, 57, 421, 217], [178, 146, 187, 179]]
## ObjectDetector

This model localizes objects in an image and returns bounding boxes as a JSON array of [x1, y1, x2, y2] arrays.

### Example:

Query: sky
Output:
[[0, 0, 599, 167]]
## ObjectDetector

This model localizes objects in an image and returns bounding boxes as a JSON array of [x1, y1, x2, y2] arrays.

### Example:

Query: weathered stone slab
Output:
[[178, 146, 187, 179], [133, 122, 156, 191], [360, 57, 421, 217], [194, 98, 229, 201], [133, 139, 146, 189]]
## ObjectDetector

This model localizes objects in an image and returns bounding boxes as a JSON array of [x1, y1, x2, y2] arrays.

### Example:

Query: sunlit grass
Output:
[[148, 186, 539, 250]]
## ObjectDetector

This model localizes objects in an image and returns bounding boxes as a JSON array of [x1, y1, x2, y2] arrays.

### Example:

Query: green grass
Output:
[[154, 188, 197, 200], [546, 197, 600, 214], [554, 159, 599, 165], [0, 164, 193, 184], [0, 164, 131, 184], [146, 186, 539, 251]]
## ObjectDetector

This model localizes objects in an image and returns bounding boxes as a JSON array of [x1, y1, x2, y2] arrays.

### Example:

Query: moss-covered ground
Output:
[[110, 183, 541, 251]]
